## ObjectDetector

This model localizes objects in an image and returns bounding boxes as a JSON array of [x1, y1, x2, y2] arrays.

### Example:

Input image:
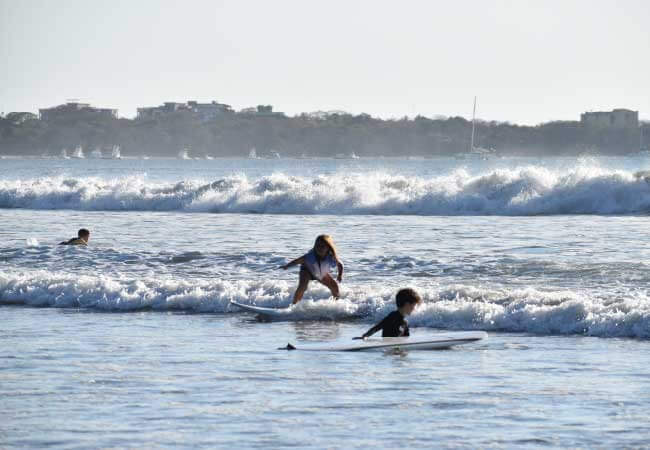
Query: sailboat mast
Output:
[[470, 96, 477, 152], [469, 96, 476, 152]]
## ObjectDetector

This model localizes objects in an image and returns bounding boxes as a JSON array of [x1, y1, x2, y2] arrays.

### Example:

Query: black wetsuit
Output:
[[59, 237, 87, 245], [362, 310, 409, 338]]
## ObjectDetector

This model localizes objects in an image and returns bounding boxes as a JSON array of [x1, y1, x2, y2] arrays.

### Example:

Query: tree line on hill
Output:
[[0, 111, 646, 157]]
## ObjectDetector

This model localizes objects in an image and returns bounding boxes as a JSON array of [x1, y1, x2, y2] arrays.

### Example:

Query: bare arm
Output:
[[336, 261, 344, 282], [281, 255, 305, 270]]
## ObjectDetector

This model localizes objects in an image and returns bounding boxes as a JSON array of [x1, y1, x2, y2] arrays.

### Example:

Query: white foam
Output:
[[2, 271, 649, 338], [1, 165, 650, 214], [25, 238, 39, 247], [0, 270, 292, 311]]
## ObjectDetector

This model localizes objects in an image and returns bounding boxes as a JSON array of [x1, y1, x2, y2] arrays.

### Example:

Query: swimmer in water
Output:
[[59, 228, 90, 246]]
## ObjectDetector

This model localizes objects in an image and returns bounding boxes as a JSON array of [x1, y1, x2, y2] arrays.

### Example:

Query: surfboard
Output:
[[230, 301, 293, 317], [280, 331, 488, 352], [230, 300, 361, 321]]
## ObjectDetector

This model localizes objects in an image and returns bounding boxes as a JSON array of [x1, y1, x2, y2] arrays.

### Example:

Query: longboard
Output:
[[281, 331, 488, 352], [230, 300, 361, 321], [230, 301, 293, 317]]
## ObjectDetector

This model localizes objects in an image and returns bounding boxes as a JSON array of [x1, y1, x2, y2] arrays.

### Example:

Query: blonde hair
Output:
[[314, 234, 339, 262]]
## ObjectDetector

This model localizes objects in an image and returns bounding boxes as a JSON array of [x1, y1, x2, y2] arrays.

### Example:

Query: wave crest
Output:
[[1, 166, 650, 215]]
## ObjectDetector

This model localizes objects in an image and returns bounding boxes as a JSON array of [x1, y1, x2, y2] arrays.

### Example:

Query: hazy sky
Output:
[[1, 0, 649, 124]]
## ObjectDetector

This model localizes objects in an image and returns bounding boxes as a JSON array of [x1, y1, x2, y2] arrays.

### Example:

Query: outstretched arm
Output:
[[336, 261, 344, 282], [355, 316, 387, 339], [281, 255, 305, 270]]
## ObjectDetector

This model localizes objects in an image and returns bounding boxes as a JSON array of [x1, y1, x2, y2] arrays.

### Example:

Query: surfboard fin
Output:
[[280, 343, 296, 351]]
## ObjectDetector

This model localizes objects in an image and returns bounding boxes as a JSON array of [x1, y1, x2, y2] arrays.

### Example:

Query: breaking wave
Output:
[[2, 271, 649, 338], [1, 166, 650, 215]]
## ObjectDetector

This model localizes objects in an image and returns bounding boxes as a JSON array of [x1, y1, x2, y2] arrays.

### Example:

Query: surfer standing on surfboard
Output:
[[280, 234, 344, 304]]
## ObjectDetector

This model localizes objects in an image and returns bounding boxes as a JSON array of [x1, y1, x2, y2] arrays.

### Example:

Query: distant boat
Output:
[[467, 97, 494, 159], [578, 148, 598, 158], [334, 152, 360, 159], [248, 148, 260, 159], [178, 148, 191, 160], [70, 146, 84, 159], [205, 155, 214, 160], [111, 145, 122, 159], [634, 170, 650, 183], [60, 149, 70, 159]]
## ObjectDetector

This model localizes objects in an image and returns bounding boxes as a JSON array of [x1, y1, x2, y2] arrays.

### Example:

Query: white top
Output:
[[303, 249, 337, 280]]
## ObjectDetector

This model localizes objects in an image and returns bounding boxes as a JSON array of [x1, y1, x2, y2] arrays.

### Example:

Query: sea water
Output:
[[2, 156, 650, 448]]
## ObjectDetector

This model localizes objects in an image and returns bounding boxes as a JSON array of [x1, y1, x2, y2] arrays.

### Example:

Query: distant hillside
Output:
[[0, 111, 645, 157]]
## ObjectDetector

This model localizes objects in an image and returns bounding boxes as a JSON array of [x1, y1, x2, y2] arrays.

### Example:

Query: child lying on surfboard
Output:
[[281, 234, 344, 304], [59, 228, 90, 246], [355, 288, 421, 338]]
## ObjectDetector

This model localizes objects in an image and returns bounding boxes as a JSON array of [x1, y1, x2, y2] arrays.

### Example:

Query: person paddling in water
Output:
[[59, 228, 90, 246], [355, 288, 421, 339], [281, 235, 344, 304]]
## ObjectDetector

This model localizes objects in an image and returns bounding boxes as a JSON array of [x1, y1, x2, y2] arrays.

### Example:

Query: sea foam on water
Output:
[[2, 270, 649, 338], [0, 165, 648, 215]]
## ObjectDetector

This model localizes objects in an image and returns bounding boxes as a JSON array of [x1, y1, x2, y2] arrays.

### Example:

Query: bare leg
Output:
[[319, 274, 340, 299], [292, 269, 311, 304]]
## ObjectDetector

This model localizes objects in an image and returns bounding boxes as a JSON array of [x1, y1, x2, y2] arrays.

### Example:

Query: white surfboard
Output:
[[230, 300, 361, 321], [230, 301, 293, 317], [281, 331, 488, 352]]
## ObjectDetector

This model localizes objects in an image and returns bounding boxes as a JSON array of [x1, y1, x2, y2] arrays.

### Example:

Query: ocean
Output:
[[2, 155, 650, 448]]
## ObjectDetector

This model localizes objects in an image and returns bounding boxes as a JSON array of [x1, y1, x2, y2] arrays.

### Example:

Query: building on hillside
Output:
[[239, 105, 285, 117], [137, 102, 190, 120], [581, 109, 639, 129], [5, 112, 38, 124], [137, 101, 232, 121], [187, 101, 233, 121], [39, 102, 118, 121]]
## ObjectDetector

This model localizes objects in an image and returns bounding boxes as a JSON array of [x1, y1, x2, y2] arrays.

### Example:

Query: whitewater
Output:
[[2, 155, 650, 448], [2, 164, 650, 215]]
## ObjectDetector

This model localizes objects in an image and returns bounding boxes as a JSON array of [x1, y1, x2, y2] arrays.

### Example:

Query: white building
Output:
[[187, 101, 233, 121], [581, 109, 639, 129]]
